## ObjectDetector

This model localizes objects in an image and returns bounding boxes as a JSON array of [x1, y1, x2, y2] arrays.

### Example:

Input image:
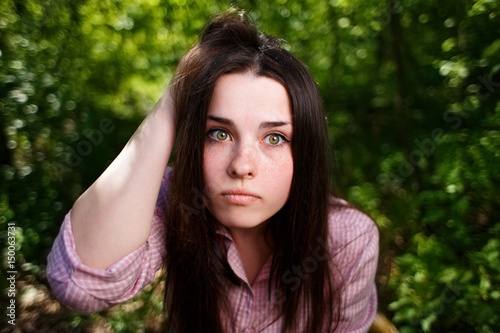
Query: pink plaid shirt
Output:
[[47, 168, 378, 332]]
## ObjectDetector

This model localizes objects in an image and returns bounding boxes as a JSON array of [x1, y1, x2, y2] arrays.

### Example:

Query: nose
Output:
[[228, 144, 256, 179]]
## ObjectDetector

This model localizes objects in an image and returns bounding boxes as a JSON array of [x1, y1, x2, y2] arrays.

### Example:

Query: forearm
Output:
[[47, 210, 167, 313], [71, 93, 175, 269]]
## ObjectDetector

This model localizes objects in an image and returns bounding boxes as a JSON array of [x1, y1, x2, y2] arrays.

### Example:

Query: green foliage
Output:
[[1, 0, 499, 331]]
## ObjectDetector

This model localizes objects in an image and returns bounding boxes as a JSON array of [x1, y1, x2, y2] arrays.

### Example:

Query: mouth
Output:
[[221, 189, 260, 205]]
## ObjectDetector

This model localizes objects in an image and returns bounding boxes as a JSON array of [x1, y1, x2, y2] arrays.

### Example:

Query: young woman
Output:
[[47, 12, 378, 333]]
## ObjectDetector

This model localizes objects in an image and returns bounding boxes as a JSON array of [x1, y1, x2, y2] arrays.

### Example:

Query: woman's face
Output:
[[203, 72, 294, 233]]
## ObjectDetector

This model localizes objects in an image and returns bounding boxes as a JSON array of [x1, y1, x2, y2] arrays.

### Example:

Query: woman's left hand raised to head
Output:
[[70, 84, 176, 269]]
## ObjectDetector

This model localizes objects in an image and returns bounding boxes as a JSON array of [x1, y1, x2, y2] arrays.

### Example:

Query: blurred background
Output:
[[1, 0, 499, 332]]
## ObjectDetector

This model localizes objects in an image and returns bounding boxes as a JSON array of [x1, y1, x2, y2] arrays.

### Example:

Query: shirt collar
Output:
[[214, 224, 273, 289], [215, 224, 234, 242]]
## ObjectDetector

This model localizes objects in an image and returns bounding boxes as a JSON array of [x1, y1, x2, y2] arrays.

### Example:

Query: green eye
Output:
[[208, 129, 230, 141], [265, 133, 287, 146], [217, 131, 228, 140], [269, 135, 280, 145]]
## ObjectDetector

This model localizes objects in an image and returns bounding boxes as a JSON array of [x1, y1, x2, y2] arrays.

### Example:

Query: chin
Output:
[[211, 211, 271, 231]]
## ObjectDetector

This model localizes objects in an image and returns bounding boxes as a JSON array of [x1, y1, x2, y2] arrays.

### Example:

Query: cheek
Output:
[[203, 145, 227, 189], [203, 145, 222, 172], [266, 150, 294, 195]]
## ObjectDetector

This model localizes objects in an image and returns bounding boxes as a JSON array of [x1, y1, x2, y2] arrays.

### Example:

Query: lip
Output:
[[221, 189, 260, 205]]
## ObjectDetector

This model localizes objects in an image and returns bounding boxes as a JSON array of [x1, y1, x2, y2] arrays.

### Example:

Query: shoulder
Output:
[[155, 166, 174, 217], [326, 196, 379, 271], [158, 166, 174, 199], [326, 197, 379, 329], [327, 197, 378, 248], [162, 166, 174, 186]]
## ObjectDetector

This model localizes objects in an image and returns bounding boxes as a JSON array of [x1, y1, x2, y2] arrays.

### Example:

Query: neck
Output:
[[228, 221, 274, 285]]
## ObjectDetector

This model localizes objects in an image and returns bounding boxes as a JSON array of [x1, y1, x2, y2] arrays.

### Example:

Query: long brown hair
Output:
[[165, 11, 340, 332]]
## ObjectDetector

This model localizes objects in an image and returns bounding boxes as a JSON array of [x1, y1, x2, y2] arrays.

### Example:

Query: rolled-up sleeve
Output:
[[46, 168, 171, 313]]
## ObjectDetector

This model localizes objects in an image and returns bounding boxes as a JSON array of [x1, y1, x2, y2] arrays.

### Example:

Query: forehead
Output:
[[208, 72, 292, 123]]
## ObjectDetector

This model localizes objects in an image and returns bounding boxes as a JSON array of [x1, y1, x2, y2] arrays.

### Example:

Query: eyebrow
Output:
[[207, 116, 291, 129]]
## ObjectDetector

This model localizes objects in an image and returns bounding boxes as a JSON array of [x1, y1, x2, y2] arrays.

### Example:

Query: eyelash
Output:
[[206, 129, 290, 147], [207, 129, 231, 142], [263, 133, 290, 146]]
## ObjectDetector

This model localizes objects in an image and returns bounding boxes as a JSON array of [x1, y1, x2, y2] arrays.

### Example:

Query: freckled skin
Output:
[[203, 72, 294, 233]]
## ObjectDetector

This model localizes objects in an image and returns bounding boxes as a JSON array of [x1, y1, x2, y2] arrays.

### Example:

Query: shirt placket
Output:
[[218, 228, 275, 332]]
